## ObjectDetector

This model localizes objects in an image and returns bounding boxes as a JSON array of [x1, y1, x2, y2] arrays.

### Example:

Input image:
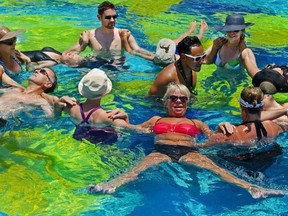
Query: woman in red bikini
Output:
[[88, 82, 283, 198]]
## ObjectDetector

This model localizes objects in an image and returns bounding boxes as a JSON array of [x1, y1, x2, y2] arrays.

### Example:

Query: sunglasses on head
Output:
[[0, 37, 17, 46], [39, 69, 53, 84], [168, 95, 188, 103], [184, 53, 207, 62], [104, 15, 118, 20]]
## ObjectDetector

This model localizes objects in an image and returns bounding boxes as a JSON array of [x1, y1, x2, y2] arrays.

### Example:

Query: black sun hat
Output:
[[214, 13, 254, 32]]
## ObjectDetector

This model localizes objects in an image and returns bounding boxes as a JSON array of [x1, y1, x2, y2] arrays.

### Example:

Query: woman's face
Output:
[[225, 30, 243, 42], [166, 88, 188, 117], [0, 37, 17, 53]]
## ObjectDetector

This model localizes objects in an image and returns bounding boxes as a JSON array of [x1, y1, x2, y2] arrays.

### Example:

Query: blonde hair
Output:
[[163, 82, 191, 105]]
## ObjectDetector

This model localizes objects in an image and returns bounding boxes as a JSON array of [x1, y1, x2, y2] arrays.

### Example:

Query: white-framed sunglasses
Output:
[[184, 53, 207, 62]]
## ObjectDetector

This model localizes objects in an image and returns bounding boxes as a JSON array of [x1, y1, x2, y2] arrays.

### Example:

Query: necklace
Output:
[[176, 60, 197, 95]]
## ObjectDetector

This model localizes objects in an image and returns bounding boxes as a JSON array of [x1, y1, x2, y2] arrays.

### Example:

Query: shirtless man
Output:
[[0, 67, 58, 121], [148, 36, 206, 97], [66, 1, 153, 64]]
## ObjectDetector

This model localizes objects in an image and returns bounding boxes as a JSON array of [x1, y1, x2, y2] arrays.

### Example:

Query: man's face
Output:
[[29, 68, 55, 87], [182, 45, 205, 72], [98, 9, 117, 29]]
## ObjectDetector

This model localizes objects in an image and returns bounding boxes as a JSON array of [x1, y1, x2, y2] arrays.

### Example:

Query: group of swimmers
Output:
[[1, 1, 288, 198]]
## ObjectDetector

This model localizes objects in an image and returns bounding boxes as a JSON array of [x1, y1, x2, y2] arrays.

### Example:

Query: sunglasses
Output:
[[39, 69, 53, 84], [104, 15, 118, 20], [0, 37, 17, 46], [184, 53, 207, 62], [168, 95, 188, 103], [227, 30, 241, 33]]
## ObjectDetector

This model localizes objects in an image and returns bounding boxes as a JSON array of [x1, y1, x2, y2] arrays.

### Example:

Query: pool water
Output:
[[0, 0, 288, 215]]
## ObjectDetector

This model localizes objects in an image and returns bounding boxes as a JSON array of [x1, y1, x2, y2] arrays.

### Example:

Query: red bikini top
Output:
[[153, 118, 201, 137]]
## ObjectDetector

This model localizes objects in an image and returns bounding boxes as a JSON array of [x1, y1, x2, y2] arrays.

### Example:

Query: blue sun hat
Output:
[[214, 13, 254, 31]]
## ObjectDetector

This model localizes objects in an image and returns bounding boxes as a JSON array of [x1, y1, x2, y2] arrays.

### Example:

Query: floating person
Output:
[[0, 67, 58, 121], [87, 83, 284, 198], [252, 64, 288, 94]]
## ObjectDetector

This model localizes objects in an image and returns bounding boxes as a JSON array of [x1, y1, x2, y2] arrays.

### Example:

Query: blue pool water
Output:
[[0, 0, 288, 215]]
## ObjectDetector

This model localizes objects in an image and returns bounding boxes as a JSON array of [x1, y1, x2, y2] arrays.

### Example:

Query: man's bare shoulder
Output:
[[158, 63, 177, 79]]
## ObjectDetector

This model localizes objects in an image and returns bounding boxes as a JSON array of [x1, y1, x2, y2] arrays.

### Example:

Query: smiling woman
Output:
[[88, 82, 284, 198], [0, 25, 26, 87], [204, 13, 259, 77]]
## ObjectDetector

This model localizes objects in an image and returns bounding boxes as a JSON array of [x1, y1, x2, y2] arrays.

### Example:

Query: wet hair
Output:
[[163, 82, 191, 105], [98, 1, 115, 15], [177, 36, 202, 55], [240, 87, 264, 114], [44, 68, 58, 93]]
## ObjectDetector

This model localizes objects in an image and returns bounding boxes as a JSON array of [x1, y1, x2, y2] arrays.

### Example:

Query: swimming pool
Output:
[[0, 0, 288, 215]]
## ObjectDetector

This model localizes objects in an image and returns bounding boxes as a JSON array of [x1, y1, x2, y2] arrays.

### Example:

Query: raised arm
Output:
[[173, 21, 197, 45], [66, 30, 90, 54], [203, 37, 227, 64]]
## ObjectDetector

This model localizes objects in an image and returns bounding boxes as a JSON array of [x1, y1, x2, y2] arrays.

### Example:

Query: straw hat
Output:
[[78, 69, 112, 100], [214, 14, 254, 32], [0, 26, 26, 41]]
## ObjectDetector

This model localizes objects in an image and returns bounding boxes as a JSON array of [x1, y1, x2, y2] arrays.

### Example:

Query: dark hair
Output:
[[98, 1, 115, 15], [177, 36, 202, 55], [44, 68, 58, 93]]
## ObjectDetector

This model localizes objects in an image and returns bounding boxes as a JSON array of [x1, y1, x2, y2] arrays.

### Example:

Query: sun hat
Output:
[[214, 13, 254, 32], [0, 26, 26, 41], [78, 68, 112, 100], [153, 38, 176, 66], [252, 68, 288, 94]]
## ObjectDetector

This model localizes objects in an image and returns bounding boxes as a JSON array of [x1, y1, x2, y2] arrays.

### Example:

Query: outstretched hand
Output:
[[218, 122, 236, 135], [56, 96, 77, 107], [107, 108, 129, 123]]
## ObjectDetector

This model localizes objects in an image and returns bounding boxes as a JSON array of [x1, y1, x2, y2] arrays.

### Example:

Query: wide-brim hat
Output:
[[252, 68, 288, 94], [0, 26, 26, 41], [214, 13, 254, 32], [153, 38, 176, 66], [78, 68, 112, 100]]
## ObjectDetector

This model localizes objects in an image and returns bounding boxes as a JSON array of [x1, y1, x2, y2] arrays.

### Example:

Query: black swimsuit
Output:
[[237, 120, 267, 141], [22, 47, 62, 63]]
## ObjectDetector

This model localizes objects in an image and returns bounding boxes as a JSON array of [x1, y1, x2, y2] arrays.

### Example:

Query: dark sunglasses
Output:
[[185, 53, 207, 62], [0, 37, 17, 46], [227, 30, 241, 33], [39, 69, 53, 83], [104, 15, 118, 20], [168, 95, 188, 103]]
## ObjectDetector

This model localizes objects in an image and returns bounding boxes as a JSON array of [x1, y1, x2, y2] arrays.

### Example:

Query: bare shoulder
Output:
[[158, 63, 177, 79]]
